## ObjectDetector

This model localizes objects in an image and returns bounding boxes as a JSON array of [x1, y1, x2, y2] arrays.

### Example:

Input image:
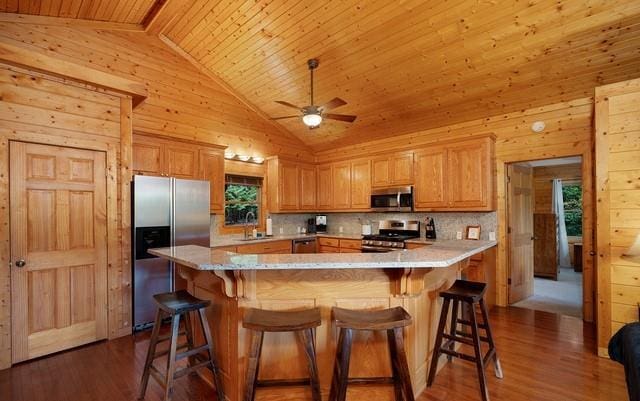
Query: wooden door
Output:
[[165, 142, 199, 179], [448, 140, 489, 208], [414, 147, 447, 209], [390, 152, 414, 185], [10, 142, 108, 363], [350, 159, 371, 209], [332, 162, 351, 209], [279, 161, 299, 210], [508, 164, 535, 304], [132, 140, 164, 176], [199, 148, 225, 213], [371, 157, 390, 187], [316, 164, 333, 209], [299, 164, 317, 210], [533, 213, 558, 280]]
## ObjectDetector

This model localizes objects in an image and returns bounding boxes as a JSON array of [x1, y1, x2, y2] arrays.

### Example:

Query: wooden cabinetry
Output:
[[236, 240, 292, 254], [267, 157, 316, 212], [132, 133, 226, 213], [332, 162, 352, 209], [371, 151, 414, 187], [318, 236, 362, 253], [350, 159, 371, 210], [315, 159, 371, 211], [317, 165, 333, 210], [414, 136, 495, 211]]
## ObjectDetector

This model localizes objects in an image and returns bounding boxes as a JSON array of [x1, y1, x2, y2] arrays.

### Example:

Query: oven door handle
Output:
[[396, 192, 401, 208]]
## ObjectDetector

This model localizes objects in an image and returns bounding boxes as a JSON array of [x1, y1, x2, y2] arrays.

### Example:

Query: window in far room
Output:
[[224, 175, 262, 226], [562, 183, 582, 236]]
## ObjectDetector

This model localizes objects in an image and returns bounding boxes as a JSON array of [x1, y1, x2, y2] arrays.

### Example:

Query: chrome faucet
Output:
[[244, 211, 257, 239]]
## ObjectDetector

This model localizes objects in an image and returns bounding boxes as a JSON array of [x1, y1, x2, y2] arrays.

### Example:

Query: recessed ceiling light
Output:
[[531, 121, 546, 133]]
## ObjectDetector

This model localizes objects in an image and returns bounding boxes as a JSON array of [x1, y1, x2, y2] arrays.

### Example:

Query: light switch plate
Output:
[[489, 231, 496, 241], [279, 227, 284, 234], [339, 226, 344, 233], [456, 231, 463, 240]]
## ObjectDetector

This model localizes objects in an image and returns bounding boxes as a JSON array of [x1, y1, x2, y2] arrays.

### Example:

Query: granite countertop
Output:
[[210, 232, 363, 247], [149, 239, 497, 271]]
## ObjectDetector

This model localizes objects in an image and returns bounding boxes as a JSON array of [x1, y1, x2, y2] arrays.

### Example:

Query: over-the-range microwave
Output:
[[370, 186, 413, 212]]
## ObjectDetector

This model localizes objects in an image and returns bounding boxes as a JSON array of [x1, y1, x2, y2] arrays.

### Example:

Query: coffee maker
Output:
[[314, 215, 327, 233]]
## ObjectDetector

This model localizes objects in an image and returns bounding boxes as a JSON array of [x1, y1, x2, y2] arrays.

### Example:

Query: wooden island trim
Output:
[[168, 246, 493, 401]]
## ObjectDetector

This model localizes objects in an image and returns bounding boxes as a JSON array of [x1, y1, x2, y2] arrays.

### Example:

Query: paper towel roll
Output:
[[266, 216, 273, 236]]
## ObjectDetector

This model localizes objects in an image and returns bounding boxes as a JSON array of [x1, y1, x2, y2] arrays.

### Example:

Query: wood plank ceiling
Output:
[[0, 0, 159, 24], [160, 0, 640, 150]]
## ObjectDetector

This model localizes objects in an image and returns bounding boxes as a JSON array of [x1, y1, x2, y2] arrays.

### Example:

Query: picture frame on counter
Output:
[[465, 225, 481, 240]]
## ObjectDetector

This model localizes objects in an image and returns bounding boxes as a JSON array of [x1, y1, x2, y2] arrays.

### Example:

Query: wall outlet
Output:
[[279, 227, 284, 235], [339, 226, 344, 233], [489, 231, 496, 241], [296, 226, 301, 234], [456, 231, 463, 240]]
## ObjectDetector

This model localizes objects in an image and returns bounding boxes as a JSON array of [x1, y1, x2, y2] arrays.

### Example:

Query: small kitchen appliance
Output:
[[315, 215, 327, 233]]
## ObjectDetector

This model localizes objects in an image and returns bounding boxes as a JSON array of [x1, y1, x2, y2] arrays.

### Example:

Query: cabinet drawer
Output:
[[213, 245, 238, 252], [237, 240, 292, 254], [340, 248, 360, 253], [319, 245, 340, 253], [405, 243, 429, 250], [318, 237, 340, 247], [339, 239, 362, 250]]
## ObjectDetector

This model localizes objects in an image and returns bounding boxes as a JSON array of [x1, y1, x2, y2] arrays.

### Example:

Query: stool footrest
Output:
[[157, 330, 187, 342], [176, 345, 209, 361], [455, 330, 490, 343], [153, 343, 188, 359], [443, 333, 475, 346], [257, 378, 312, 387], [347, 376, 395, 385], [440, 348, 478, 363], [148, 365, 167, 390], [456, 319, 488, 330], [174, 360, 211, 380]]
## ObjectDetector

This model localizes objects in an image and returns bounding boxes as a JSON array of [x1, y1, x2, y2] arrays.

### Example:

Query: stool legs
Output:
[[469, 306, 488, 401], [390, 327, 415, 401], [198, 309, 226, 401], [387, 329, 404, 401], [328, 328, 353, 401], [164, 314, 181, 401], [298, 328, 322, 401], [243, 329, 264, 401], [427, 298, 450, 387], [479, 299, 503, 379], [139, 309, 163, 400], [447, 300, 459, 362]]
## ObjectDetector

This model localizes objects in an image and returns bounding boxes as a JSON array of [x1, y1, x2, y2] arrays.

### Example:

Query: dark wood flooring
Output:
[[0, 307, 627, 401]]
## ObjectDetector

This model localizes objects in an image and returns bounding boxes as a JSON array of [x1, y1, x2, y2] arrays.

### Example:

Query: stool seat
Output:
[[440, 280, 486, 302], [243, 307, 321, 332], [333, 306, 412, 330], [153, 290, 211, 315]]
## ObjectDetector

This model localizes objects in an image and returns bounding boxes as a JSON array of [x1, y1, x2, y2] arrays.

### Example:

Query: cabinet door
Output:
[[199, 148, 225, 213], [414, 147, 448, 209], [317, 164, 333, 209], [391, 151, 414, 185], [166, 143, 199, 179], [371, 157, 390, 187], [279, 161, 299, 210], [332, 162, 351, 209], [132, 141, 164, 176], [299, 164, 317, 210], [448, 140, 489, 208], [351, 159, 371, 209]]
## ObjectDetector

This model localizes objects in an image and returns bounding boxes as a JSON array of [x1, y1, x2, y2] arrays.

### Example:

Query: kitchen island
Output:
[[149, 240, 496, 401]]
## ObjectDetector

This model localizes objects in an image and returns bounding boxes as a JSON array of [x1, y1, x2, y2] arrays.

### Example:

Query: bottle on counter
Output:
[[266, 215, 273, 236], [425, 217, 437, 239]]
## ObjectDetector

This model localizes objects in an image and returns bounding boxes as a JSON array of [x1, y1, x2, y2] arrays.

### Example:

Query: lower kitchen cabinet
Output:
[[236, 240, 293, 254], [318, 237, 361, 253]]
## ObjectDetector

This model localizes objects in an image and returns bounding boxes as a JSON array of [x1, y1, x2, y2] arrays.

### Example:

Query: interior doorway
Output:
[[507, 156, 584, 319]]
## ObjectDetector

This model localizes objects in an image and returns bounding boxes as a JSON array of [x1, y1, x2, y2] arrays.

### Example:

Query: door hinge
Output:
[[507, 175, 511, 183], [508, 278, 512, 285]]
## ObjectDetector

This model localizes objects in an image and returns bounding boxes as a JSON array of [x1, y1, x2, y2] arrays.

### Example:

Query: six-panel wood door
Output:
[[414, 147, 447, 209], [350, 159, 371, 209], [10, 142, 108, 363], [299, 164, 317, 210], [508, 164, 535, 304]]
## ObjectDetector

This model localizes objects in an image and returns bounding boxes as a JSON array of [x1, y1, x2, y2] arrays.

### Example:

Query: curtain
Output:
[[552, 179, 571, 267]]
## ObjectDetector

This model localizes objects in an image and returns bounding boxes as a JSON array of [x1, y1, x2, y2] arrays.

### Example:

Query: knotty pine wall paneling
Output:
[[0, 23, 313, 161], [595, 78, 640, 356], [0, 63, 134, 369], [315, 97, 595, 322]]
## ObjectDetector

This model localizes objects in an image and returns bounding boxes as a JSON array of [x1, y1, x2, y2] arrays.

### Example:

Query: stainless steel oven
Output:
[[370, 186, 413, 212]]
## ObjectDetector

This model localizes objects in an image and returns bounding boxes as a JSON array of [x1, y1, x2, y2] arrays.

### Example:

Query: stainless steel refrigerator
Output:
[[132, 175, 210, 330]]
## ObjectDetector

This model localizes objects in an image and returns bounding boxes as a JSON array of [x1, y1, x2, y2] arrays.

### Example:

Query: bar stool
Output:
[[243, 307, 322, 401], [329, 306, 415, 401], [138, 290, 225, 401], [427, 280, 503, 401]]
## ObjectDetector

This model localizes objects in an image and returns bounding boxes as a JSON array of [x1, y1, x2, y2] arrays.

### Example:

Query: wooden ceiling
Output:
[[0, 0, 160, 24], [3, 1, 640, 150]]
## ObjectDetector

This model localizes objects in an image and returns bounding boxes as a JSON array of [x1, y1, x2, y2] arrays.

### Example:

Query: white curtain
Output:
[[552, 179, 571, 268]]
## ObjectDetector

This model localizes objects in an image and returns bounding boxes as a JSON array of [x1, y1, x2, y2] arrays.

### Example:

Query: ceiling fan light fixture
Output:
[[302, 113, 322, 127]]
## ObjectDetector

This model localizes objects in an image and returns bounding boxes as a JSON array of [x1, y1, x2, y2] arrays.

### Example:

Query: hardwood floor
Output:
[[0, 307, 627, 401]]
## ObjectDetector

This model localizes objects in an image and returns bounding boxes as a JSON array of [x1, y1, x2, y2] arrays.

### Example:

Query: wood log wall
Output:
[[315, 97, 595, 323], [0, 23, 314, 161], [595, 78, 640, 355]]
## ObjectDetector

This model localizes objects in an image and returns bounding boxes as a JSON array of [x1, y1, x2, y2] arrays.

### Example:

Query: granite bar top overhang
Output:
[[148, 240, 497, 271]]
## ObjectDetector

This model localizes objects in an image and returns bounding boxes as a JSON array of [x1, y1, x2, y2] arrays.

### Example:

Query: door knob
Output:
[[14, 259, 26, 268]]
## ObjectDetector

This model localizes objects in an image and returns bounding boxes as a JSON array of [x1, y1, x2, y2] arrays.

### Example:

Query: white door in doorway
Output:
[[508, 164, 535, 304], [10, 142, 108, 363]]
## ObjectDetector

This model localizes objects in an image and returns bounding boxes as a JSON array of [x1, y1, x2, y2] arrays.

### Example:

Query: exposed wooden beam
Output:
[[0, 12, 144, 32], [0, 37, 148, 107], [143, 0, 188, 35], [158, 34, 310, 149]]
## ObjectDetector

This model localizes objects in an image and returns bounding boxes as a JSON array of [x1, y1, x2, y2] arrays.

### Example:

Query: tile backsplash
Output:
[[212, 212, 497, 240]]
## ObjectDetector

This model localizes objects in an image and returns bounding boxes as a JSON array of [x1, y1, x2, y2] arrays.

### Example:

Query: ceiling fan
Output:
[[271, 58, 357, 129]]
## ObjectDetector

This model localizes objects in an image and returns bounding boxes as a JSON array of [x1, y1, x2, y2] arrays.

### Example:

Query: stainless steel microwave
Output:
[[370, 186, 413, 212]]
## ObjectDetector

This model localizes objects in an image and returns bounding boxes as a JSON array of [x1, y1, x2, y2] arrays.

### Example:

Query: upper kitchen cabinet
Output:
[[317, 164, 333, 210], [131, 141, 163, 176], [414, 136, 495, 211], [371, 151, 414, 187], [332, 161, 352, 209], [165, 142, 199, 179], [350, 159, 371, 210], [266, 157, 316, 212], [199, 148, 225, 214]]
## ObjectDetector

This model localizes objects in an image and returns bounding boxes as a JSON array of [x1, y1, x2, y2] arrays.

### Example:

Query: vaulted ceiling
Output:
[[2, 0, 640, 151]]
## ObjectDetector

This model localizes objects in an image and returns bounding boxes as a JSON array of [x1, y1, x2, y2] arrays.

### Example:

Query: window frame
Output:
[[561, 181, 582, 237], [223, 175, 263, 228]]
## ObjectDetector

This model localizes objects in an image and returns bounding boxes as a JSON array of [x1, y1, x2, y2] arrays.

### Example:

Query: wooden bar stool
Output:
[[328, 306, 414, 401], [427, 280, 503, 401], [243, 307, 322, 401], [138, 290, 225, 401]]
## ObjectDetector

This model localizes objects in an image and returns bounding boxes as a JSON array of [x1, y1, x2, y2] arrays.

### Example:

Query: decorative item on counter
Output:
[[361, 219, 372, 235], [266, 215, 273, 236], [465, 225, 481, 240], [425, 217, 437, 239]]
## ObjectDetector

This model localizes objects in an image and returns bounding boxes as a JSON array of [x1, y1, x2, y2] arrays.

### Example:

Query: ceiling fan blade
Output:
[[271, 115, 300, 120], [319, 97, 347, 111], [275, 100, 303, 110], [324, 113, 357, 123]]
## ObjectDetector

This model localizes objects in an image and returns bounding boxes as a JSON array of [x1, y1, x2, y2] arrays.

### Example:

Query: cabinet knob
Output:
[[15, 259, 26, 268]]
